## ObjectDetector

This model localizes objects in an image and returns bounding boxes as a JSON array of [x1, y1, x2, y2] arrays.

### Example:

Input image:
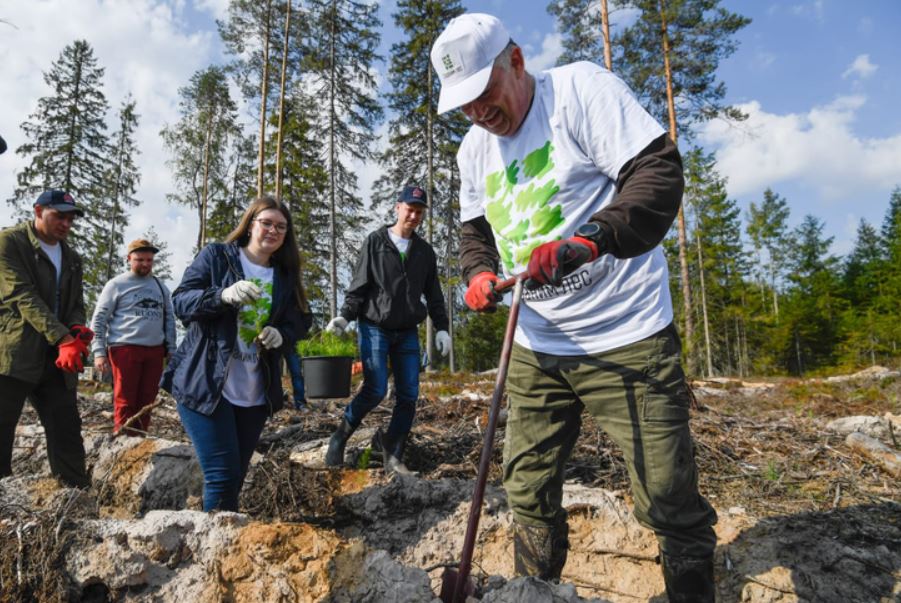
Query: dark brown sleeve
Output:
[[589, 133, 684, 258], [460, 216, 500, 285]]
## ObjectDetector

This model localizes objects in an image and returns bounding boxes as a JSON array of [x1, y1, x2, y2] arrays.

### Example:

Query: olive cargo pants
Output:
[[503, 323, 717, 558]]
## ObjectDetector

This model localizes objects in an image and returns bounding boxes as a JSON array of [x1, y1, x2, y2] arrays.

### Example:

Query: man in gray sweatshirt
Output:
[[91, 239, 176, 435]]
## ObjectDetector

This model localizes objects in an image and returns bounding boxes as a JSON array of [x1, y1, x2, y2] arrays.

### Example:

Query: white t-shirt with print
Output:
[[387, 229, 411, 259], [458, 61, 672, 356], [222, 249, 274, 407]]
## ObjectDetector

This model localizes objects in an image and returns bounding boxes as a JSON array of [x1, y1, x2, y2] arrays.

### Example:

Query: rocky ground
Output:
[[1, 367, 899, 602]]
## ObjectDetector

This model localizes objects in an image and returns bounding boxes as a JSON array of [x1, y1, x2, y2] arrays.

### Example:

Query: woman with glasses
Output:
[[161, 196, 306, 511]]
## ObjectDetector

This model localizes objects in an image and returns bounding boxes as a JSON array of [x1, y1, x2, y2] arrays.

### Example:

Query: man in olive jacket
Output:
[[0, 190, 92, 487]]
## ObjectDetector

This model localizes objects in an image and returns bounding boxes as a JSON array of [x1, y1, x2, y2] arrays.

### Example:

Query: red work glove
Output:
[[70, 324, 94, 344], [526, 237, 598, 289], [464, 271, 502, 312], [56, 336, 89, 373]]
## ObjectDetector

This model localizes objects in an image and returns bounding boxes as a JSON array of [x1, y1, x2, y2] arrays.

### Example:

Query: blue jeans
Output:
[[177, 400, 268, 512], [344, 320, 420, 438], [285, 349, 305, 404]]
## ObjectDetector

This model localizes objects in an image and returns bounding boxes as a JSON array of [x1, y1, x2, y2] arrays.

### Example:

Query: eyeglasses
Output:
[[254, 219, 288, 234]]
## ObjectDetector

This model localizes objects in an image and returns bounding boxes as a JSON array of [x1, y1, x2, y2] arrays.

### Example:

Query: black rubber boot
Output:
[[660, 553, 715, 602], [372, 428, 416, 475], [325, 418, 356, 467], [512, 514, 569, 581]]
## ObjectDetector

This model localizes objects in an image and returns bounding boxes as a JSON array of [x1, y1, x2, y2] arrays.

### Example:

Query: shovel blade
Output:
[[439, 567, 474, 603]]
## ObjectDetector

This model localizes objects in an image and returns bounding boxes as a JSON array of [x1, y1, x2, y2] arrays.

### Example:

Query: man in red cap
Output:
[[91, 238, 176, 436], [0, 190, 92, 487]]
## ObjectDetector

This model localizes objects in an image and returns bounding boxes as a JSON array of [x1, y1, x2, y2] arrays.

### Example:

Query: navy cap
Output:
[[0, 134, 6, 155], [34, 190, 84, 216], [399, 185, 428, 206]]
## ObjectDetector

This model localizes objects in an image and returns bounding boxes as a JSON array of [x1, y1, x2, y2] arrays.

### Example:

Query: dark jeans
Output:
[[0, 356, 89, 488], [343, 319, 420, 438], [284, 349, 305, 404], [177, 400, 268, 512]]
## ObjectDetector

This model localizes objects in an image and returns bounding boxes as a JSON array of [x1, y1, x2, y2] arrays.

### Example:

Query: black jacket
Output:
[[340, 226, 449, 332]]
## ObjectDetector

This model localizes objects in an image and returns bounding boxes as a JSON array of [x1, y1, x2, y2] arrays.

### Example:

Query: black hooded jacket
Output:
[[339, 226, 449, 332]]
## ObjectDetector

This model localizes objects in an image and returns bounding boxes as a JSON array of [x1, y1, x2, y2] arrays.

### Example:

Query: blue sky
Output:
[[2, 0, 900, 283]]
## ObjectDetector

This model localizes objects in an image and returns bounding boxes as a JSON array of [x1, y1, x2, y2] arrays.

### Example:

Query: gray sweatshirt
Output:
[[90, 272, 177, 356]]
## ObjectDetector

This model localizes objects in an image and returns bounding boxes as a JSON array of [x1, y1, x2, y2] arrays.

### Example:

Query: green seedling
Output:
[[357, 447, 372, 470], [297, 330, 357, 357], [238, 278, 274, 344]]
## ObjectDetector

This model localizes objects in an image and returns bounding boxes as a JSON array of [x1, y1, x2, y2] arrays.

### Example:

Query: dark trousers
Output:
[[177, 400, 268, 512], [343, 319, 420, 439], [0, 357, 89, 488], [109, 344, 166, 435]]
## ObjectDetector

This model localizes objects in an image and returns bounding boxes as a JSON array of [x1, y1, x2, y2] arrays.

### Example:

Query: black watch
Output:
[[574, 221, 606, 252]]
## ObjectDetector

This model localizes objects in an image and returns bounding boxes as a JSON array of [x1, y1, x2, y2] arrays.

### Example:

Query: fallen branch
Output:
[[845, 432, 901, 478]]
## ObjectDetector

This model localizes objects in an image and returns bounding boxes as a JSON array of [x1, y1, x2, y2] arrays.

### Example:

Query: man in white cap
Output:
[[432, 13, 716, 601]]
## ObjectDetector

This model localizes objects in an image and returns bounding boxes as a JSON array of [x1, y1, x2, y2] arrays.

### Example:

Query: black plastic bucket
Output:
[[301, 356, 354, 399]]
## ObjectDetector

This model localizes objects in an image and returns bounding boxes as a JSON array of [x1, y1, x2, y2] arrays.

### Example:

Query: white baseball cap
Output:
[[431, 13, 511, 114]]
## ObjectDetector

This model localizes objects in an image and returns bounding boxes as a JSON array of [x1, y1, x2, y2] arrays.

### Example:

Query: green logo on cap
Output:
[[442, 54, 455, 71]]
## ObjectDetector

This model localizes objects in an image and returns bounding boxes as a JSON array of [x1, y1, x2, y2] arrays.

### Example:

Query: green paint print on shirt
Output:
[[483, 138, 565, 272]]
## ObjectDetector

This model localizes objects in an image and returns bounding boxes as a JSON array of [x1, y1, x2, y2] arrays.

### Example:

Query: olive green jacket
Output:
[[0, 221, 85, 386]]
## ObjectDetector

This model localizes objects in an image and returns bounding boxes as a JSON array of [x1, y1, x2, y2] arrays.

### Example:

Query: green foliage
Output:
[[763, 459, 781, 482], [357, 447, 372, 470], [296, 331, 356, 358], [455, 305, 511, 373], [238, 278, 274, 344]]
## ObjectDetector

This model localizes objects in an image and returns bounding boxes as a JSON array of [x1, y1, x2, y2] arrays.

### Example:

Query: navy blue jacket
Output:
[[160, 242, 301, 416]]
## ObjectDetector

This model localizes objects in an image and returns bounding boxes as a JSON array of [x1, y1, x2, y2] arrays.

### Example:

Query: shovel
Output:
[[440, 274, 524, 603]]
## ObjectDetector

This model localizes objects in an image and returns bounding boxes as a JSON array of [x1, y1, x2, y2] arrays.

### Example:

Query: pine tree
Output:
[[160, 66, 239, 250], [303, 0, 383, 318], [374, 0, 468, 367], [746, 188, 791, 318], [548, 0, 608, 65]]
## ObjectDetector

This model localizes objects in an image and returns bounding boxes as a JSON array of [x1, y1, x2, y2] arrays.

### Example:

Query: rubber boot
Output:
[[660, 553, 715, 602], [372, 428, 416, 475], [325, 418, 356, 467], [512, 514, 569, 581]]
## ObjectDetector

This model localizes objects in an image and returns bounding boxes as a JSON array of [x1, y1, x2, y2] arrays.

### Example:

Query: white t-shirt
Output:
[[38, 240, 62, 284], [222, 248, 274, 407], [387, 229, 411, 259], [458, 61, 672, 356]]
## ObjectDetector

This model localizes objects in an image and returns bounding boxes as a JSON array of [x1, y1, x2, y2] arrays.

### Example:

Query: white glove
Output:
[[326, 316, 348, 335], [436, 330, 451, 357], [221, 280, 262, 306], [257, 326, 283, 349]]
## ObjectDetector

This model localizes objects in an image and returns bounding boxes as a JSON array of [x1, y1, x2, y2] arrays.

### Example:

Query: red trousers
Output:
[[109, 344, 165, 436]]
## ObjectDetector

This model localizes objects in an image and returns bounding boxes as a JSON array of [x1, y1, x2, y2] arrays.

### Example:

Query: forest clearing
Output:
[[1, 367, 898, 602]]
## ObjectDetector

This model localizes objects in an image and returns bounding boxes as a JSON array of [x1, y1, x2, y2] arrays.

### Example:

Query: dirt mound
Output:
[[1, 372, 899, 601]]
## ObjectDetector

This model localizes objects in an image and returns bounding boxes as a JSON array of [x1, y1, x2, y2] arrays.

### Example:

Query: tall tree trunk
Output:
[[447, 158, 457, 372], [695, 226, 713, 377], [425, 58, 435, 369], [327, 1, 338, 317], [275, 0, 291, 199], [659, 0, 694, 372], [199, 119, 213, 249], [256, 0, 273, 197], [600, 0, 612, 70]]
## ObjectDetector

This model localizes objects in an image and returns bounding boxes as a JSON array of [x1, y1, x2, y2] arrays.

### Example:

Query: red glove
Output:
[[526, 237, 598, 289], [56, 336, 89, 373], [464, 271, 502, 311], [70, 324, 94, 343]]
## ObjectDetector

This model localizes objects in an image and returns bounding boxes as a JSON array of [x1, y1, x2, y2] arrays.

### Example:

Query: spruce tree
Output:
[[302, 0, 383, 317], [374, 0, 468, 367], [142, 226, 174, 282], [101, 98, 141, 282], [746, 188, 790, 318]]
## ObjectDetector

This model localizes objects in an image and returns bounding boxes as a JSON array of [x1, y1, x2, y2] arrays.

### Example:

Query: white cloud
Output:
[[842, 54, 877, 79], [700, 95, 901, 202], [524, 31, 562, 73], [0, 0, 222, 287]]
